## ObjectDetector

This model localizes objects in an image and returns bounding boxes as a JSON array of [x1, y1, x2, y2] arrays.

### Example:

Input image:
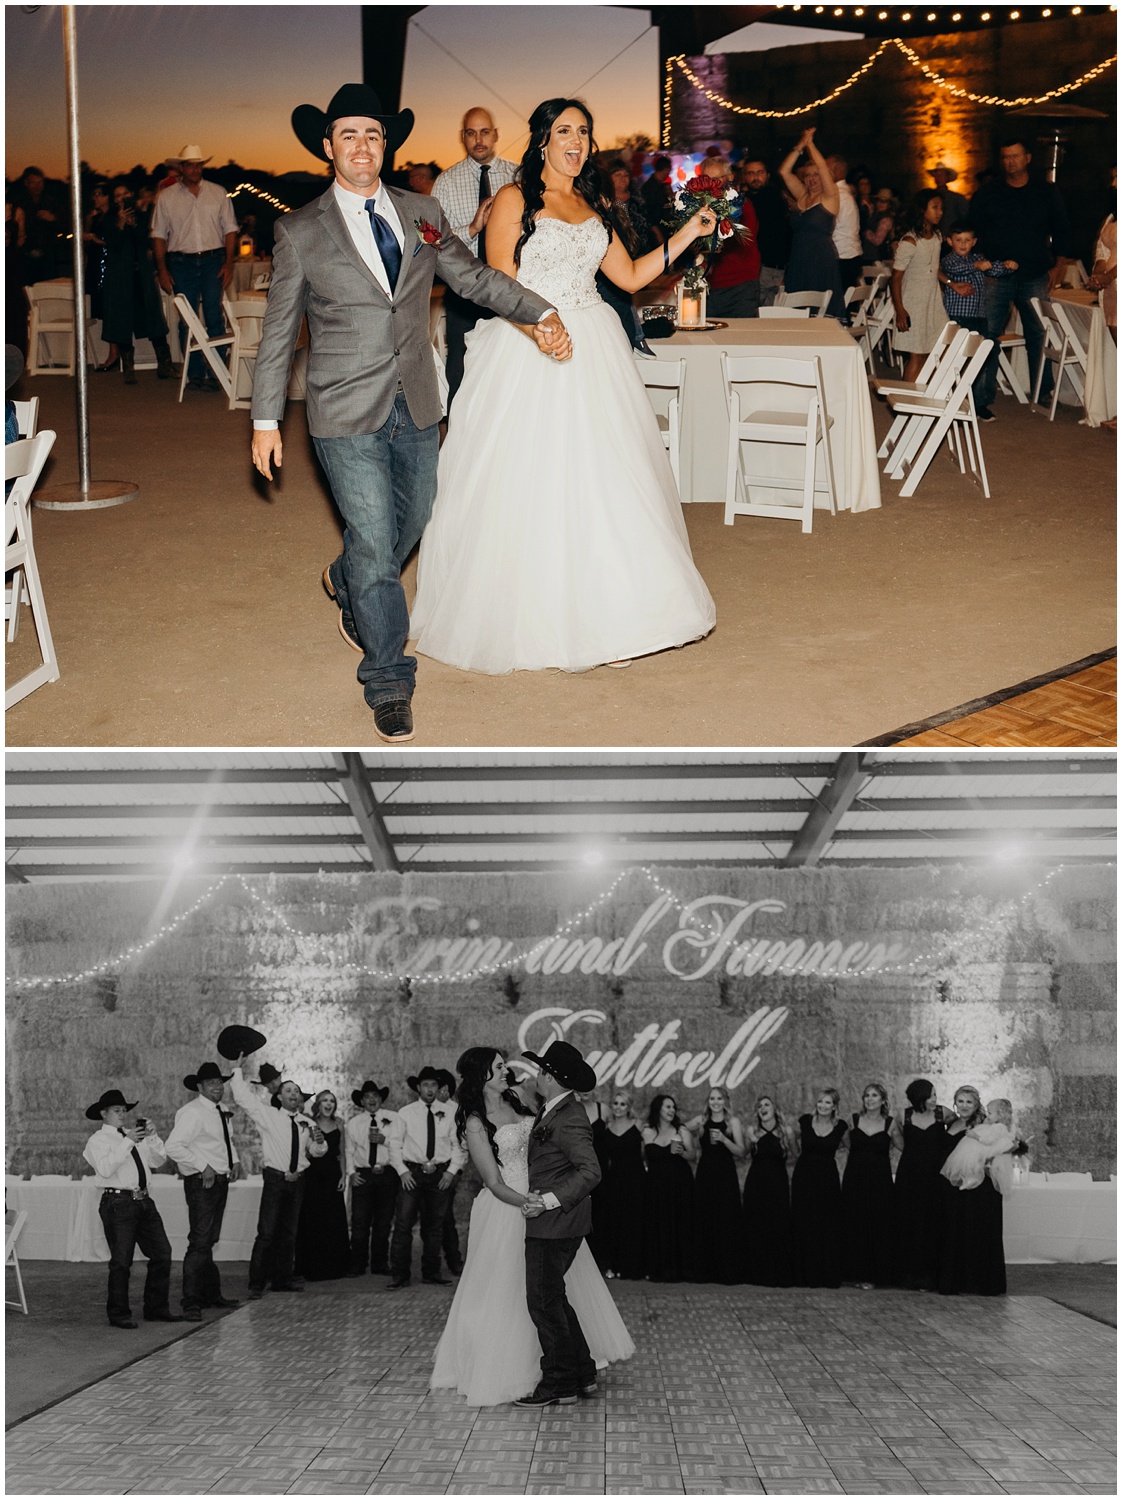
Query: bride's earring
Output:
[[540, 146, 546, 160]]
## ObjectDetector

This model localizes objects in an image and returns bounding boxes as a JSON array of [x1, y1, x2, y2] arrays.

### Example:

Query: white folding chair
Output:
[[874, 321, 967, 399], [996, 327, 1029, 403], [172, 292, 235, 402], [1030, 296, 1085, 419], [222, 295, 265, 411], [875, 324, 970, 469], [775, 289, 832, 317], [5, 430, 61, 705], [6, 1209, 28, 1314], [758, 305, 810, 319], [25, 283, 77, 375], [11, 398, 39, 438], [883, 334, 993, 498], [722, 353, 837, 533], [857, 293, 897, 373], [636, 357, 685, 488]]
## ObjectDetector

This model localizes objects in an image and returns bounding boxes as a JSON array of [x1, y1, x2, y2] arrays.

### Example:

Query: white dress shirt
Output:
[[333, 179, 405, 298], [149, 178, 238, 253], [83, 1125, 167, 1188], [432, 154, 519, 255], [229, 1064, 326, 1174], [388, 1099, 467, 1176], [165, 1094, 239, 1177], [344, 1108, 401, 1173], [832, 180, 862, 260]]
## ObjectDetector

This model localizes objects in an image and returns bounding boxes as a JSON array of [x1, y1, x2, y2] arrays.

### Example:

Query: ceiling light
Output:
[[582, 850, 604, 866]]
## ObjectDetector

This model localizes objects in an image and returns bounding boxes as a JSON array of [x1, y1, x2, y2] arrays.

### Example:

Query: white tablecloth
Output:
[[6, 1177, 262, 1262], [648, 318, 881, 510], [1003, 1179, 1116, 1264], [1007, 292, 1116, 426]]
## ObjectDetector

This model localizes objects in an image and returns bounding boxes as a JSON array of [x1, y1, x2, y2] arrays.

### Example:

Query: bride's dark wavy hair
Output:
[[453, 1046, 532, 1162], [514, 97, 615, 268]]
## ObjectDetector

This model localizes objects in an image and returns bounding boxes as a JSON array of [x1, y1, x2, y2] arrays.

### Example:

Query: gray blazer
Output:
[[251, 185, 553, 439], [525, 1094, 601, 1242]]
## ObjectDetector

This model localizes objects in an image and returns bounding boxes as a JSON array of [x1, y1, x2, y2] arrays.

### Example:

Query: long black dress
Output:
[[586, 1105, 611, 1270], [600, 1123, 646, 1279], [936, 1125, 1006, 1296], [295, 1126, 350, 1281], [743, 1128, 793, 1287], [100, 214, 167, 346], [790, 1115, 846, 1288], [642, 1139, 694, 1281], [692, 1118, 743, 1284], [841, 1116, 897, 1286], [894, 1111, 948, 1290]]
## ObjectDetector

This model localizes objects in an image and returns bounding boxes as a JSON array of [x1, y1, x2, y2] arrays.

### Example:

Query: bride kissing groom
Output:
[[430, 1042, 633, 1408]]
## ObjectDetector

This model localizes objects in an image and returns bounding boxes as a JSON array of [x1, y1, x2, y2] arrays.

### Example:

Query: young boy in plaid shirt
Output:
[[938, 222, 1017, 421]]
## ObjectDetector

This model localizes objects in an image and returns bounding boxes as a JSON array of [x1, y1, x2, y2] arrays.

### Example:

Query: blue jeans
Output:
[[248, 1168, 305, 1291], [524, 1236, 596, 1396], [98, 1192, 173, 1322], [168, 249, 226, 380], [978, 270, 1051, 410], [314, 392, 439, 708], [181, 1172, 229, 1311], [389, 1164, 451, 1281]]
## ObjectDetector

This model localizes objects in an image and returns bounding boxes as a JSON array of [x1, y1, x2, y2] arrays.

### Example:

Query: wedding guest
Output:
[[938, 220, 1016, 419], [779, 128, 843, 317], [862, 187, 898, 265], [387, 1064, 467, 1287], [684, 1086, 745, 1283], [432, 106, 520, 403], [841, 1082, 901, 1289], [101, 181, 173, 384], [6, 194, 28, 359], [598, 1089, 646, 1280], [230, 1055, 326, 1298], [893, 1078, 949, 1291], [13, 166, 69, 283], [1088, 166, 1117, 378], [937, 1086, 1012, 1296], [83, 183, 112, 352], [82, 1088, 181, 1329], [790, 1088, 847, 1288], [698, 157, 761, 320], [743, 1094, 795, 1287], [293, 1090, 350, 1281], [597, 159, 656, 351], [408, 162, 440, 195], [825, 153, 863, 297], [165, 1061, 241, 1321], [739, 158, 791, 306], [641, 1094, 696, 1281], [345, 1080, 400, 1275], [576, 1086, 611, 1268], [892, 190, 948, 383], [641, 155, 675, 235], [928, 161, 970, 231], [435, 1069, 465, 1275]]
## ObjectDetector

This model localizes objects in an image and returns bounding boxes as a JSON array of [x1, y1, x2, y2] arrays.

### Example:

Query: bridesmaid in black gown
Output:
[[577, 1091, 611, 1270], [841, 1082, 901, 1288], [791, 1089, 848, 1288], [641, 1094, 696, 1281], [684, 1087, 746, 1284], [894, 1078, 949, 1290], [295, 1091, 350, 1281], [599, 1090, 647, 1280], [937, 1085, 1007, 1296], [743, 1095, 795, 1287]]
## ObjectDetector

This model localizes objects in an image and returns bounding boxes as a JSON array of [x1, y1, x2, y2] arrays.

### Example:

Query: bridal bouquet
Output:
[[670, 173, 748, 289]]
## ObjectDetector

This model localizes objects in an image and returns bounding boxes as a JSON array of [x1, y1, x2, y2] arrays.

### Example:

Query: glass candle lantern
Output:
[[676, 278, 707, 328]]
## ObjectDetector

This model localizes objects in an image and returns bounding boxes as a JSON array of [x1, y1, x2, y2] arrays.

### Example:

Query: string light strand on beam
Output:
[[226, 183, 292, 212]]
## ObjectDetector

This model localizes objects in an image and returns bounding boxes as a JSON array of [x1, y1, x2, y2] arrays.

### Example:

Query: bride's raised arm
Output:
[[599, 202, 717, 296], [465, 1115, 531, 1208]]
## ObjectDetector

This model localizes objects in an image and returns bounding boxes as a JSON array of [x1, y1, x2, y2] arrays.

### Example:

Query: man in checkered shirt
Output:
[[432, 107, 520, 403]]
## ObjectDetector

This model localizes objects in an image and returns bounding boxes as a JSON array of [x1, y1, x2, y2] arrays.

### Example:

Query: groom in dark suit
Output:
[[515, 1040, 602, 1408], [250, 84, 571, 743]]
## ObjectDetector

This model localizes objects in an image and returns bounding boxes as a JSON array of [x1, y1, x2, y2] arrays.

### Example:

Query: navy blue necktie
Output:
[[364, 199, 401, 292]]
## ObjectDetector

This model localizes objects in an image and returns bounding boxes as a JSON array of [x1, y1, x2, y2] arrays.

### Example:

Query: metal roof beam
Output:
[[6, 864, 28, 883], [783, 753, 867, 868], [6, 834, 368, 850], [362, 761, 837, 782], [381, 798, 813, 817], [334, 752, 400, 872], [6, 803, 353, 820], [868, 756, 1114, 776], [6, 768, 338, 786]]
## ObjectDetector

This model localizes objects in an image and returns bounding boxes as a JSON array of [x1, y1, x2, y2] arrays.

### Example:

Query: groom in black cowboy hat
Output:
[[514, 1040, 602, 1407], [250, 82, 573, 745]]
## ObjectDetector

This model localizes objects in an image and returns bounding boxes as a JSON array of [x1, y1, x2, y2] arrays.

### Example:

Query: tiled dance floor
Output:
[[6, 1283, 1116, 1496]]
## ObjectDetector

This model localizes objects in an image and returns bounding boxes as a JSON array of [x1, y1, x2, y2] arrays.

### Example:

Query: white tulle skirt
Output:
[[430, 1188, 635, 1407], [410, 301, 716, 674]]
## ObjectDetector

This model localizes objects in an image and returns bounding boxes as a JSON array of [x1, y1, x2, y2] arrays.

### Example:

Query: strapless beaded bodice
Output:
[[495, 1118, 534, 1194], [518, 217, 609, 310]]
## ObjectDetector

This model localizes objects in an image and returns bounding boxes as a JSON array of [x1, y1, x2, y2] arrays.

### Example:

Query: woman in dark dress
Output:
[[100, 181, 172, 385], [641, 1093, 696, 1281], [743, 1094, 795, 1287], [778, 127, 843, 317], [599, 1090, 646, 1280], [684, 1087, 745, 1284], [937, 1086, 1008, 1296], [82, 182, 111, 355], [791, 1088, 848, 1287], [894, 1078, 949, 1290], [577, 1089, 611, 1270], [841, 1082, 901, 1288], [295, 1090, 350, 1281]]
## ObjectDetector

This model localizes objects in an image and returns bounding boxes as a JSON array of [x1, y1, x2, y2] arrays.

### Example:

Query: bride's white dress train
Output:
[[410, 217, 716, 673], [430, 1117, 635, 1406]]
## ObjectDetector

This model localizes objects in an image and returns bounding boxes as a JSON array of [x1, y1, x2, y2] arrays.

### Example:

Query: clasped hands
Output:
[[532, 313, 573, 362], [521, 1192, 546, 1218]]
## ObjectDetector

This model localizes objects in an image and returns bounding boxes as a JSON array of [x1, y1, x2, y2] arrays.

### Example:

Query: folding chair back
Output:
[[637, 357, 686, 488], [5, 430, 61, 705], [6, 1209, 28, 1314], [722, 353, 837, 532], [172, 293, 235, 402], [25, 282, 76, 375], [775, 289, 832, 316], [758, 306, 809, 319], [883, 334, 993, 498], [11, 398, 39, 437], [222, 296, 266, 411], [1030, 296, 1085, 418]]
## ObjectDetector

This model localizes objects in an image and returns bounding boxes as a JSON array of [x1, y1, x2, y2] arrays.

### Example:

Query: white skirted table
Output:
[[1003, 1177, 1116, 1264], [1007, 290, 1116, 427], [647, 317, 882, 511]]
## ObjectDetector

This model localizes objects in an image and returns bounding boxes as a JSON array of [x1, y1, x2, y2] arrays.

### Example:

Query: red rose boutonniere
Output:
[[413, 217, 443, 256]]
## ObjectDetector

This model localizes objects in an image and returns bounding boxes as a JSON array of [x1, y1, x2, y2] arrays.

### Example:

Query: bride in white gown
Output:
[[410, 98, 718, 675], [430, 1049, 634, 1406]]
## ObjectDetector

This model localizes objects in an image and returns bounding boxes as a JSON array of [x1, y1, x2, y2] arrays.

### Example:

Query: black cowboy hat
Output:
[[521, 1040, 597, 1094], [292, 83, 414, 164], [434, 1069, 457, 1095], [351, 1079, 390, 1107], [258, 1062, 284, 1085], [183, 1061, 232, 1092], [216, 1025, 266, 1061], [85, 1088, 138, 1120], [407, 1066, 442, 1092]]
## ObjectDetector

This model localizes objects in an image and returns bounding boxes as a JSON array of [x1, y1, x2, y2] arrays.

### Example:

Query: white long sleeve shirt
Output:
[[388, 1099, 467, 1177], [83, 1125, 167, 1188], [165, 1094, 239, 1177], [344, 1108, 401, 1173], [229, 1065, 326, 1174], [832, 181, 862, 260]]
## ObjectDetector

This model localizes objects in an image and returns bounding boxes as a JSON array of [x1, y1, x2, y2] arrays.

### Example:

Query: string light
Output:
[[226, 183, 293, 213]]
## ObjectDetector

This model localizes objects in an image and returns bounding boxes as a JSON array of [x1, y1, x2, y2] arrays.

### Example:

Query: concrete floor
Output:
[[6, 371, 1114, 749]]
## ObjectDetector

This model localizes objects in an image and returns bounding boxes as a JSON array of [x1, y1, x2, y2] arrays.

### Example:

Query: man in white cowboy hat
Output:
[[250, 83, 571, 745], [150, 143, 238, 391], [928, 162, 969, 231], [165, 1061, 242, 1321]]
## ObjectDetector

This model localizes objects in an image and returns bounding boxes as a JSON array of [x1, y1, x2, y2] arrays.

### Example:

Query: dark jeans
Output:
[[524, 1236, 595, 1397], [349, 1166, 400, 1273], [98, 1192, 173, 1322], [443, 285, 494, 405], [314, 392, 440, 709], [181, 1172, 229, 1311], [442, 1180, 463, 1272], [979, 269, 1051, 410], [837, 255, 863, 294], [167, 249, 226, 380], [249, 1168, 305, 1291], [708, 279, 760, 319], [389, 1165, 451, 1280]]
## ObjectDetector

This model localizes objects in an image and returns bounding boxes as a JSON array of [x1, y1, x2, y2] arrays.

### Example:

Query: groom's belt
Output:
[[405, 1159, 449, 1176]]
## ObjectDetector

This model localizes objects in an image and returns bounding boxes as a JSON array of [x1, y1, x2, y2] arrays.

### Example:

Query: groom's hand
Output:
[[252, 429, 283, 481], [533, 312, 572, 362]]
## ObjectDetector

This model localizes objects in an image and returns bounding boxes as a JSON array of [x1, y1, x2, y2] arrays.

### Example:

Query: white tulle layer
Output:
[[410, 301, 716, 674]]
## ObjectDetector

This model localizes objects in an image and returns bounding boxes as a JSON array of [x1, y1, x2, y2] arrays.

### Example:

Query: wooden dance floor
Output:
[[5, 1281, 1115, 1495]]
